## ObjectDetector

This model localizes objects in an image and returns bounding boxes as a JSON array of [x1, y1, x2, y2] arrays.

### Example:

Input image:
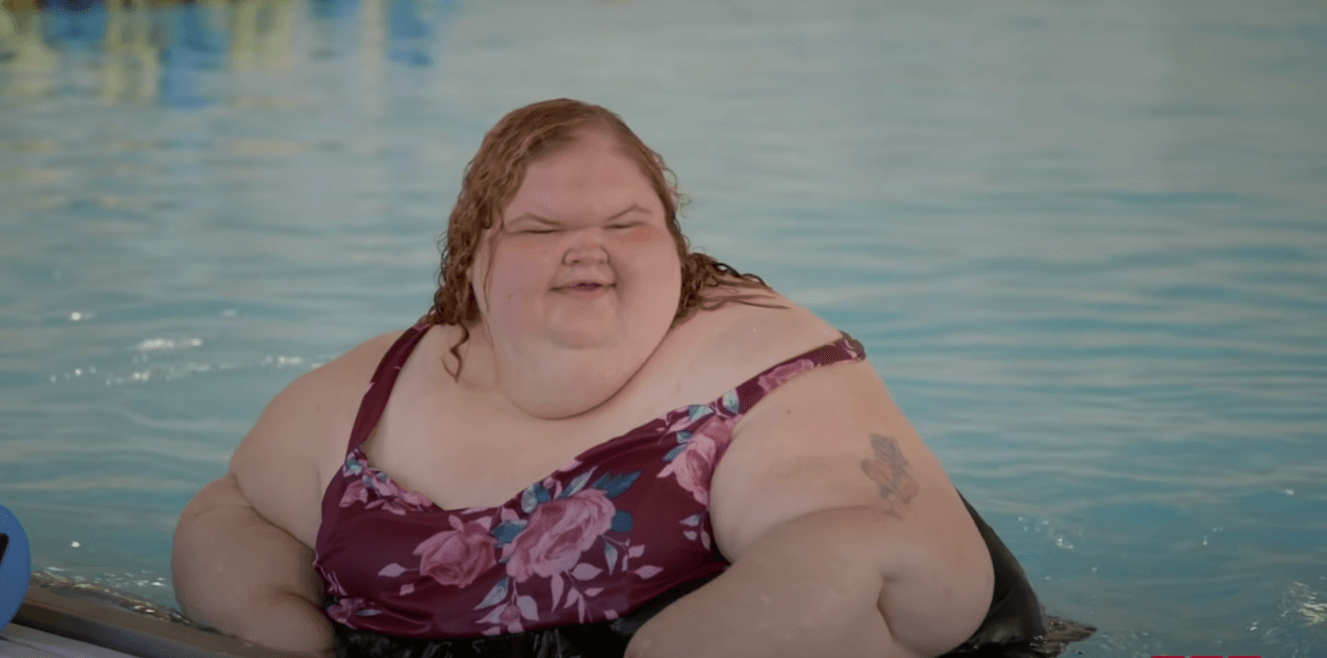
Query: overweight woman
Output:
[[172, 99, 1002, 658]]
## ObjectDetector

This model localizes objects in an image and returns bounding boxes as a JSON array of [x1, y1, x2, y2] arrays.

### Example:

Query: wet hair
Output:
[[423, 98, 779, 379]]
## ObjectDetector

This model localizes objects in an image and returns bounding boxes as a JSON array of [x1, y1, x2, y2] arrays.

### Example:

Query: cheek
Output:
[[616, 237, 683, 305], [486, 246, 552, 303], [610, 228, 680, 271], [613, 225, 672, 247], [617, 225, 661, 245]]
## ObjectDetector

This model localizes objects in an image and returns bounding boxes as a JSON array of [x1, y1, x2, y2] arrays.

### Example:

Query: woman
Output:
[[173, 99, 1040, 658]]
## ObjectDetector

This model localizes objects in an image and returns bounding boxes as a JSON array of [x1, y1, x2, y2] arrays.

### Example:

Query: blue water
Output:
[[2, 0, 1325, 655]]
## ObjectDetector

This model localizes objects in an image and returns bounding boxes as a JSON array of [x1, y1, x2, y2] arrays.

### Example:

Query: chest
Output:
[[317, 399, 733, 637], [326, 299, 808, 514], [360, 358, 733, 511]]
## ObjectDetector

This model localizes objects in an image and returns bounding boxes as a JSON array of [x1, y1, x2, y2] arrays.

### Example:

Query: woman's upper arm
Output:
[[712, 359, 974, 557], [228, 371, 339, 547], [709, 339, 993, 649], [228, 331, 403, 547]]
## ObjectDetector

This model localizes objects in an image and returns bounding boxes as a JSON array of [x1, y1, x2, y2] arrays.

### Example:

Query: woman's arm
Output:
[[629, 343, 994, 657], [172, 472, 334, 654], [172, 333, 399, 653], [627, 507, 942, 658]]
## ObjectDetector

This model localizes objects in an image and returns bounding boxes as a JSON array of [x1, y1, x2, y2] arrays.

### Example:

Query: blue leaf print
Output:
[[344, 455, 363, 475], [474, 577, 509, 610], [722, 389, 739, 414], [520, 487, 537, 514], [675, 431, 692, 445], [604, 543, 619, 574], [493, 519, 527, 547], [593, 471, 641, 499], [663, 444, 687, 462], [687, 405, 713, 422], [561, 469, 593, 498], [680, 513, 703, 527], [533, 482, 552, 504], [611, 510, 634, 533]]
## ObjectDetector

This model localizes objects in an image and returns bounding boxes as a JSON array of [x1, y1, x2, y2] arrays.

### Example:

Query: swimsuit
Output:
[[313, 322, 1095, 657], [314, 322, 866, 640]]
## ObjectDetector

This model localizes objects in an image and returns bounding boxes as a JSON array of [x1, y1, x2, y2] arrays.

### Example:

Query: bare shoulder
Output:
[[704, 296, 993, 627], [686, 284, 843, 376], [228, 330, 405, 546]]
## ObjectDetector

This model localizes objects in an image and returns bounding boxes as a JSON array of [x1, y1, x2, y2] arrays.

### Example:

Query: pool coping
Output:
[[15, 587, 320, 658]]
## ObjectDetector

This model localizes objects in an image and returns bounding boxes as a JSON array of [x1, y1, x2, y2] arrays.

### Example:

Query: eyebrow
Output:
[[506, 203, 649, 227]]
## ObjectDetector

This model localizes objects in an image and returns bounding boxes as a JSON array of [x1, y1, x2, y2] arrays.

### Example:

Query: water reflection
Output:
[[0, 0, 454, 108]]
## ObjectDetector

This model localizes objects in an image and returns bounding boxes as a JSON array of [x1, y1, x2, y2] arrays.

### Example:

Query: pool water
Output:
[[2, 0, 1325, 655]]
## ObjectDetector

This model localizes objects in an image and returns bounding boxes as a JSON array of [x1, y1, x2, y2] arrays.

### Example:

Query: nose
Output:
[[561, 227, 610, 265]]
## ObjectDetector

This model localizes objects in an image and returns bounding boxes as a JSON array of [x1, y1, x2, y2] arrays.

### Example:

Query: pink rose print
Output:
[[503, 489, 615, 583], [478, 598, 536, 635], [757, 358, 816, 392], [660, 415, 733, 506], [414, 516, 498, 588], [401, 491, 433, 507], [376, 488, 433, 515], [339, 477, 369, 507], [368, 474, 402, 499], [340, 466, 433, 515], [500, 603, 524, 632]]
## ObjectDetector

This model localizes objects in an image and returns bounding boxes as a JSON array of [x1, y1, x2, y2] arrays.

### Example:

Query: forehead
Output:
[[504, 131, 661, 219]]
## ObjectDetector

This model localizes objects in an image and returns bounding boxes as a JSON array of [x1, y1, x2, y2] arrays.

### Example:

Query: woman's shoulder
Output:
[[672, 285, 847, 392], [228, 329, 410, 542], [273, 329, 408, 414], [707, 285, 841, 351]]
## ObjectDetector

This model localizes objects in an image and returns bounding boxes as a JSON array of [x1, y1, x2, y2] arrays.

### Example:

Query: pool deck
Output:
[[3, 588, 311, 658], [2, 623, 141, 658]]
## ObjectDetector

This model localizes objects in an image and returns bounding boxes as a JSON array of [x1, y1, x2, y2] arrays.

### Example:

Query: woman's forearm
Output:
[[172, 473, 335, 655], [239, 590, 336, 656], [626, 507, 989, 658]]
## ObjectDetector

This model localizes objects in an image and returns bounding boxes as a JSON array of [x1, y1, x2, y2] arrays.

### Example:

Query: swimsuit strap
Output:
[[727, 332, 867, 416], [344, 320, 433, 454]]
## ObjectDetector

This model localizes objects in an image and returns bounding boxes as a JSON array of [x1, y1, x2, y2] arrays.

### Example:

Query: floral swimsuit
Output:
[[313, 321, 866, 643]]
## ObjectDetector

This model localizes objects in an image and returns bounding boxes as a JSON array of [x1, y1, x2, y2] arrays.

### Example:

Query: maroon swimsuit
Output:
[[314, 322, 866, 639]]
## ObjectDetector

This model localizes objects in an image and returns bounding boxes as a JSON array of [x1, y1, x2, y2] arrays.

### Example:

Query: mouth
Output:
[[555, 282, 614, 294]]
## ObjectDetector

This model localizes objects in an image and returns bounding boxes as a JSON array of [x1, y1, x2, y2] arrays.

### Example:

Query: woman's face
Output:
[[470, 130, 683, 360]]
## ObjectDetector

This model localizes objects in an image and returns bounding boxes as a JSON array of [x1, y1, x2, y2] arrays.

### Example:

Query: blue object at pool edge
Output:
[[0, 505, 32, 631]]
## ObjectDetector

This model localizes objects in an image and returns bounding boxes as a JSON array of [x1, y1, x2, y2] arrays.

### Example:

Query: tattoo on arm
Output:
[[860, 433, 919, 518]]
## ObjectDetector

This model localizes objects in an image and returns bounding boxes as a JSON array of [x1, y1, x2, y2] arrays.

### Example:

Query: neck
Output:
[[447, 322, 648, 421]]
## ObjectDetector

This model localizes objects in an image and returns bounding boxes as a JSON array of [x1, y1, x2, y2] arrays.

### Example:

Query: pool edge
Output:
[[14, 587, 319, 658]]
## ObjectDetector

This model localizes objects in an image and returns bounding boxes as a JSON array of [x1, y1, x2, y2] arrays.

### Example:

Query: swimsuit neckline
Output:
[[337, 323, 861, 515], [350, 395, 732, 515]]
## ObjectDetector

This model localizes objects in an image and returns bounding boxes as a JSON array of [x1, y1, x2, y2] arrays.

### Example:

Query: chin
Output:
[[546, 327, 620, 350]]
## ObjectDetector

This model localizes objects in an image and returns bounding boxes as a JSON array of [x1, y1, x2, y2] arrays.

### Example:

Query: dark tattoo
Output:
[[860, 433, 919, 518]]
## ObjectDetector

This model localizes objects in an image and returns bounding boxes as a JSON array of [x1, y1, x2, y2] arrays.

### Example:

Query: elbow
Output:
[[877, 535, 995, 657], [933, 559, 996, 657], [170, 473, 248, 627]]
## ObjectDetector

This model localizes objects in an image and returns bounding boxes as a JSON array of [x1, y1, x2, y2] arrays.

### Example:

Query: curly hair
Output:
[[424, 98, 779, 379]]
